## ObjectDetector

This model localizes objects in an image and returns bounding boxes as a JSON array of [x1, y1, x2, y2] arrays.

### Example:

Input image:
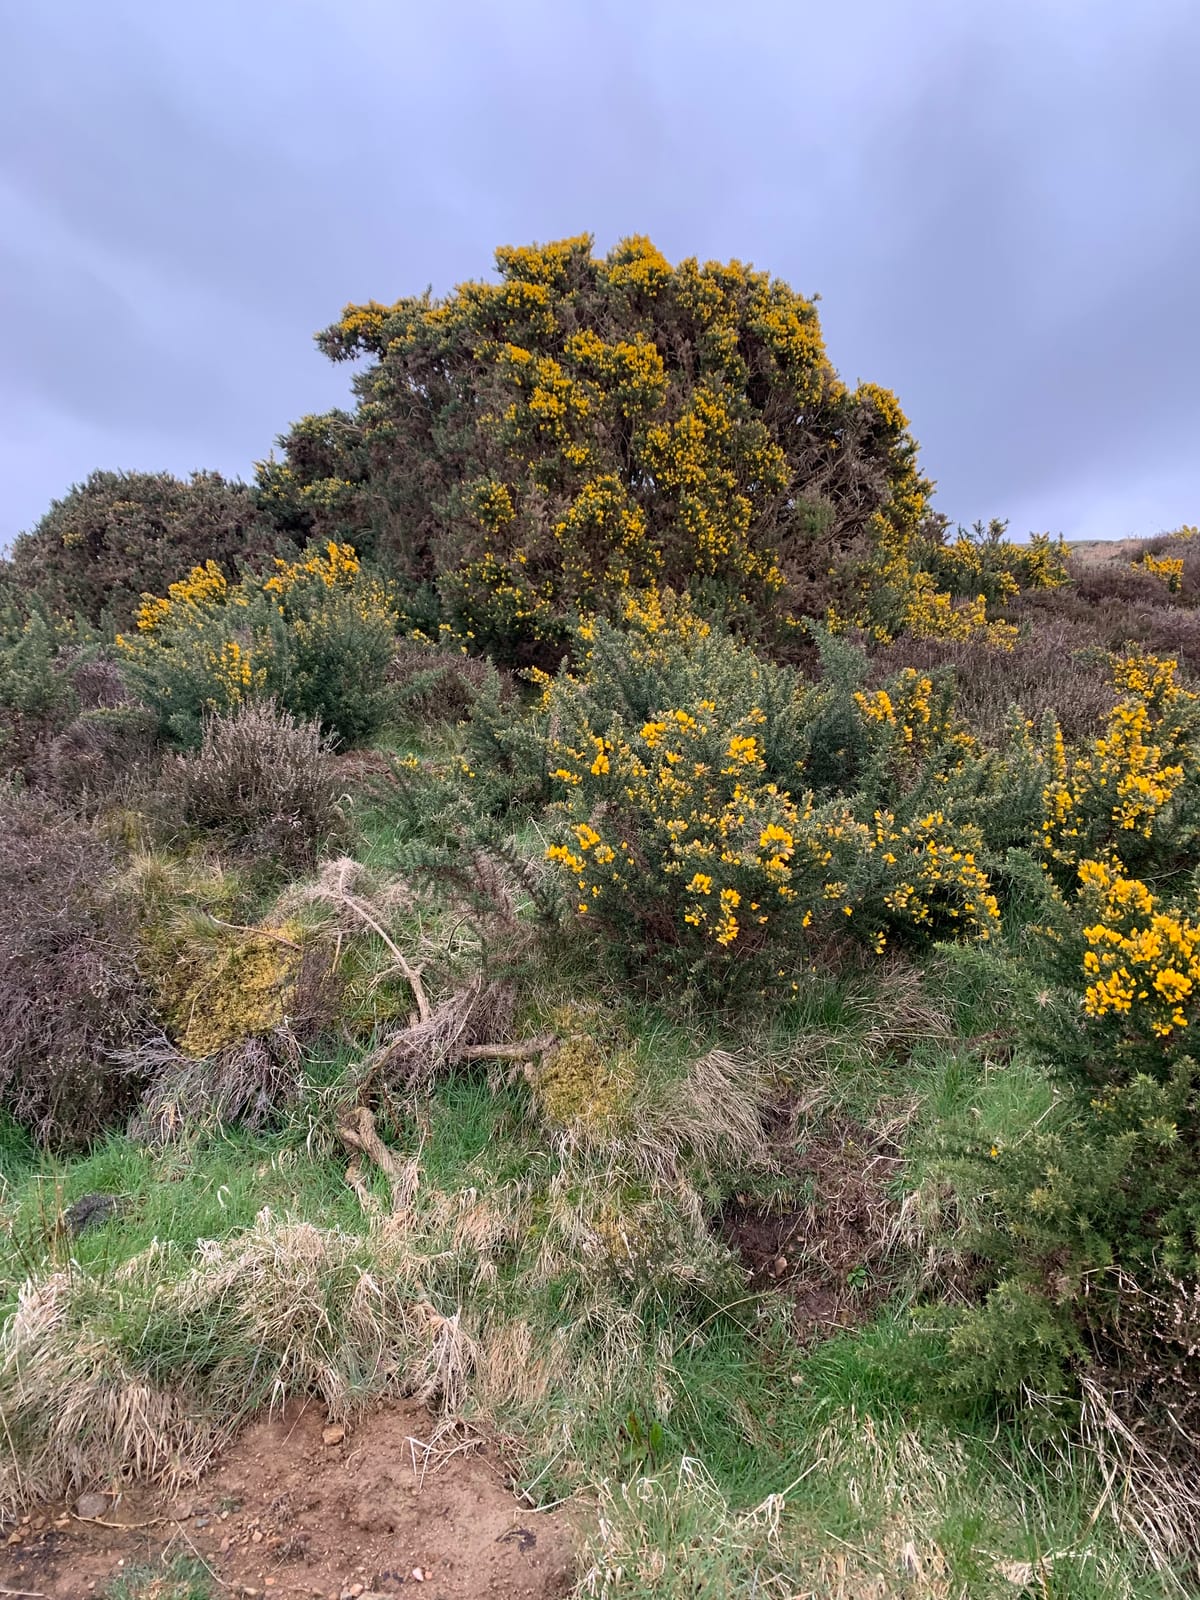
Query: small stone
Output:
[[220, 1536, 232, 1554], [75, 1492, 110, 1520], [412, 1569, 426, 1582], [251, 1528, 263, 1543], [64, 1192, 121, 1237], [322, 1423, 346, 1447]]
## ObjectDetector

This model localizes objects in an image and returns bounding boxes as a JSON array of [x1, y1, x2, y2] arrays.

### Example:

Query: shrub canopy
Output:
[[9, 469, 282, 628], [263, 234, 936, 660]]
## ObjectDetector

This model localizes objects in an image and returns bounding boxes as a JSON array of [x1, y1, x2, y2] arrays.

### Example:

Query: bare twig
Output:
[[70, 1513, 167, 1530], [201, 915, 302, 952], [325, 861, 430, 1023]]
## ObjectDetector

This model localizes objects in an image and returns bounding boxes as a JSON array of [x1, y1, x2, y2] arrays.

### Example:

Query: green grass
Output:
[[0, 1122, 369, 1313], [104, 1554, 212, 1600], [0, 734, 1187, 1598]]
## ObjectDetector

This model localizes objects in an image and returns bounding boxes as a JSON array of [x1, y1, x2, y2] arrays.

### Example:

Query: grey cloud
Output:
[[1, 0, 1197, 542]]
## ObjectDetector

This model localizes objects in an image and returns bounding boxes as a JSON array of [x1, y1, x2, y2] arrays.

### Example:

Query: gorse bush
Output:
[[1039, 651, 1200, 881], [942, 854, 1200, 1408], [914, 519, 1068, 607], [518, 598, 1001, 983], [161, 700, 344, 867], [260, 234, 1046, 659], [8, 468, 283, 628], [927, 657, 1200, 1414], [116, 541, 398, 745], [0, 604, 87, 772]]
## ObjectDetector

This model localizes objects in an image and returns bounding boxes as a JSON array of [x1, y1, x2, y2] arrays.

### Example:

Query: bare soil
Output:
[[721, 1114, 902, 1340], [0, 1399, 575, 1600]]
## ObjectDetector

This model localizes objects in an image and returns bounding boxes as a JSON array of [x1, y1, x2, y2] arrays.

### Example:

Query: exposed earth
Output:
[[0, 1399, 575, 1600]]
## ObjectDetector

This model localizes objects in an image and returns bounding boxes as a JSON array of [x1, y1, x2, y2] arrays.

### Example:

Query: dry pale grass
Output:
[[575, 1456, 796, 1599], [0, 1209, 473, 1515], [0, 1105, 737, 1520]]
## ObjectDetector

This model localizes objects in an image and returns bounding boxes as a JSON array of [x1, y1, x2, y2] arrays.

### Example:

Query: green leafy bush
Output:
[[116, 541, 398, 746]]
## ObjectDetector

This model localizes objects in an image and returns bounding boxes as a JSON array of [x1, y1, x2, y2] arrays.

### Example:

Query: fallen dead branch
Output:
[[337, 1106, 420, 1214]]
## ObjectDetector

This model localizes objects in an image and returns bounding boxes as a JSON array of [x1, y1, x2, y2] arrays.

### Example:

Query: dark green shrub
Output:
[[0, 609, 85, 772], [388, 634, 506, 728], [9, 468, 284, 627]]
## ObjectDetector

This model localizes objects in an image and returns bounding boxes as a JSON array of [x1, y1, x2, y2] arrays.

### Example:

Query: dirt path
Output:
[[0, 1399, 576, 1600]]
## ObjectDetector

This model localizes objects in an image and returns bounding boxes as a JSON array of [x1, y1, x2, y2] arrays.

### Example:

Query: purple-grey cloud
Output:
[[1, 0, 1196, 544]]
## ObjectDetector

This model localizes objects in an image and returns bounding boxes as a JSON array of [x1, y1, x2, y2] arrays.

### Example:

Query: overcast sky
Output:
[[2, 0, 1198, 548]]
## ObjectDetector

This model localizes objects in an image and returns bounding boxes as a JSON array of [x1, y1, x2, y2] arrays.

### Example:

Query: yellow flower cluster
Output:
[[871, 809, 999, 938], [1077, 857, 1200, 1038], [854, 669, 958, 753], [134, 560, 229, 632], [1042, 654, 1196, 863], [543, 692, 1000, 954], [264, 540, 361, 595], [640, 383, 788, 588], [902, 573, 1018, 649], [552, 474, 655, 597], [1136, 552, 1185, 591], [205, 639, 263, 697], [922, 529, 1068, 600]]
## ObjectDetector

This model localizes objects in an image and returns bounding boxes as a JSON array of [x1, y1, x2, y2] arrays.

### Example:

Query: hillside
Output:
[[3, 238, 1200, 1600]]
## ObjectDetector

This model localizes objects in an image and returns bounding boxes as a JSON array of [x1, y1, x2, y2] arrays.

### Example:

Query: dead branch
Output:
[[457, 1036, 557, 1063], [337, 1105, 418, 1213]]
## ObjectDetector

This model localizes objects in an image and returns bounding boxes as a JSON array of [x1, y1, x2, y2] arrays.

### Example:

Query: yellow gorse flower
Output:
[[1077, 856, 1200, 1038]]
